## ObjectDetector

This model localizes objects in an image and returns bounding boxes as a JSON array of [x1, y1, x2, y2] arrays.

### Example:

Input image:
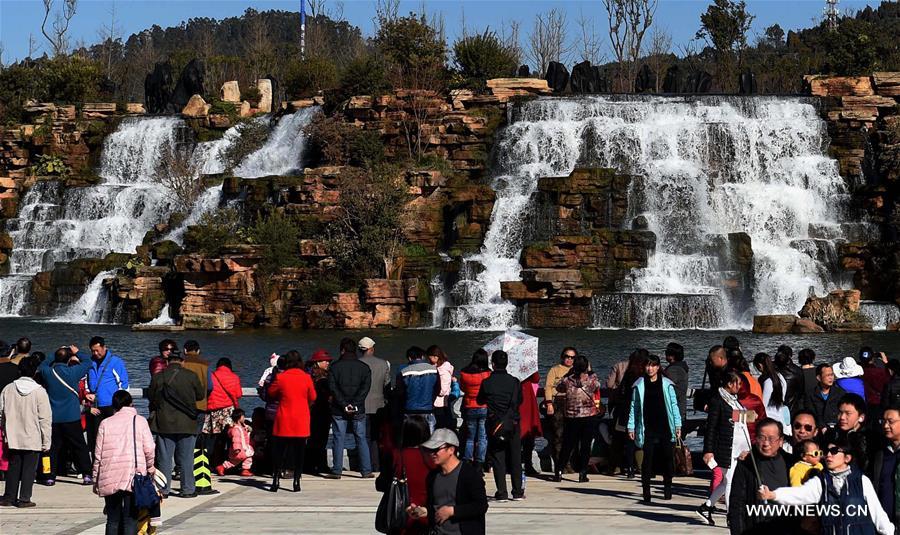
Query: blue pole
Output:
[[300, 0, 306, 59]]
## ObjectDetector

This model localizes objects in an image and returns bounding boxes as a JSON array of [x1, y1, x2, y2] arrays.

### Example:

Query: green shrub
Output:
[[296, 273, 346, 306], [305, 114, 385, 167], [208, 98, 238, 121], [283, 56, 339, 98], [375, 13, 447, 89], [184, 207, 245, 255], [248, 210, 302, 274], [453, 30, 518, 89], [0, 56, 102, 124], [415, 153, 454, 174], [244, 85, 262, 106], [349, 130, 385, 167], [30, 154, 70, 177], [327, 55, 391, 109]]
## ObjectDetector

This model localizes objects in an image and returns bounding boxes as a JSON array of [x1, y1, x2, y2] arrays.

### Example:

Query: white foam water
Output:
[[859, 301, 900, 331], [233, 107, 320, 178], [50, 269, 116, 323]]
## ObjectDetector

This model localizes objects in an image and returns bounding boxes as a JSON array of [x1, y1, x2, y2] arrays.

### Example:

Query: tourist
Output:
[[258, 355, 284, 475], [774, 345, 803, 411], [730, 352, 763, 400], [755, 353, 791, 434], [181, 341, 213, 438], [428, 345, 455, 431], [150, 339, 177, 377], [519, 371, 543, 476], [267, 350, 316, 492], [206, 357, 243, 466], [257, 353, 280, 389], [788, 411, 820, 457], [0, 356, 51, 508], [723, 335, 741, 353], [871, 407, 900, 526], [544, 348, 575, 473], [835, 393, 871, 471], [788, 439, 823, 486], [148, 349, 204, 498], [305, 349, 332, 475], [605, 355, 629, 391], [610, 350, 648, 478], [800, 363, 846, 431], [737, 374, 765, 440], [10, 337, 31, 365], [409, 428, 488, 535], [459, 349, 491, 467], [798, 348, 817, 397], [0, 340, 19, 392], [883, 359, 900, 409], [834, 356, 867, 400], [663, 342, 689, 422], [360, 336, 391, 474], [325, 338, 372, 479], [727, 418, 791, 534], [477, 350, 523, 502], [376, 416, 431, 535], [696, 370, 752, 526], [215, 408, 253, 477], [91, 389, 155, 535], [758, 435, 894, 535], [395, 346, 438, 431], [38, 345, 93, 485], [628, 354, 682, 503], [86, 336, 130, 456], [553, 355, 601, 483], [861, 346, 890, 412], [699, 345, 729, 413]]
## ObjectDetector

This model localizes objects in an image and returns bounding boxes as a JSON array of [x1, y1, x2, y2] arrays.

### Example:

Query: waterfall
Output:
[[51, 269, 116, 323], [859, 301, 900, 330], [441, 95, 861, 330], [139, 304, 175, 326], [164, 184, 224, 244], [233, 107, 320, 178]]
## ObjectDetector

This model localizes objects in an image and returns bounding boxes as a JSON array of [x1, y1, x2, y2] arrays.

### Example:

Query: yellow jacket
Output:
[[789, 460, 823, 486], [544, 363, 571, 401]]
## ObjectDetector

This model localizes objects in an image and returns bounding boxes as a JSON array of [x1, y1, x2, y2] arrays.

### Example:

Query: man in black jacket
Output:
[[728, 418, 792, 535], [411, 428, 488, 535], [801, 363, 847, 431], [477, 350, 523, 501], [775, 345, 803, 411], [325, 340, 372, 479], [870, 407, 900, 526]]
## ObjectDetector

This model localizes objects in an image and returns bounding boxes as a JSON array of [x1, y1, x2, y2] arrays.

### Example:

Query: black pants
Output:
[[365, 410, 381, 473], [86, 406, 115, 460], [4, 449, 39, 502], [272, 437, 306, 480], [50, 420, 92, 479], [641, 433, 674, 494], [488, 425, 522, 498], [103, 490, 137, 535], [434, 405, 456, 431], [306, 412, 330, 474], [522, 435, 536, 471], [557, 416, 595, 476]]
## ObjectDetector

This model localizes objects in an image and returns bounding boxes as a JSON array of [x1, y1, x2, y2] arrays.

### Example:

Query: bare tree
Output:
[[499, 19, 523, 68], [576, 8, 605, 65], [375, 0, 400, 27], [41, 0, 78, 57], [527, 8, 571, 78], [157, 144, 203, 213], [96, 0, 122, 78], [603, 0, 658, 91], [28, 34, 41, 58], [247, 11, 274, 81], [646, 26, 672, 92]]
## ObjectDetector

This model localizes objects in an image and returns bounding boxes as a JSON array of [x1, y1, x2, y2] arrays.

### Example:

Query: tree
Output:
[[696, 0, 754, 91], [646, 26, 673, 92], [41, 0, 78, 57], [603, 0, 658, 91], [761, 23, 785, 48], [527, 8, 571, 78], [576, 8, 605, 65], [96, 0, 122, 78], [453, 30, 518, 88]]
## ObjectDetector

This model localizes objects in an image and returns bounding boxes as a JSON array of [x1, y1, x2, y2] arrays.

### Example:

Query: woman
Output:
[[267, 350, 316, 493], [92, 390, 154, 535], [376, 416, 431, 535], [519, 372, 543, 476], [737, 374, 765, 441], [258, 355, 285, 476], [731, 352, 763, 400], [553, 355, 601, 483], [696, 370, 753, 525], [206, 357, 243, 466], [834, 357, 867, 401], [304, 349, 332, 475], [426, 346, 454, 430], [756, 353, 791, 434], [759, 436, 894, 535], [611, 350, 648, 478], [458, 349, 491, 466]]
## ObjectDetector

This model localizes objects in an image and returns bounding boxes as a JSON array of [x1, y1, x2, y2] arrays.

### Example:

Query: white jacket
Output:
[[0, 378, 52, 451]]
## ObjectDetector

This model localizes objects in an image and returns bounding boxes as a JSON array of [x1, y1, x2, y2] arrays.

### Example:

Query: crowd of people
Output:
[[2, 333, 900, 534]]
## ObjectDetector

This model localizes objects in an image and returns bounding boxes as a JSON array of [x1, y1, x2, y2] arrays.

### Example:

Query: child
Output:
[[216, 409, 254, 476], [789, 439, 823, 486]]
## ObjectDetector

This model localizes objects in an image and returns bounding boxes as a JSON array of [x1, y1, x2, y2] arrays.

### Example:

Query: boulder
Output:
[[182, 311, 235, 330], [517, 65, 531, 77], [571, 61, 599, 94], [738, 71, 757, 95], [792, 318, 825, 333], [239, 100, 252, 118], [799, 289, 862, 329], [144, 61, 175, 114], [170, 59, 206, 112], [545, 61, 569, 93], [634, 64, 655, 93], [752, 314, 797, 334], [688, 70, 713, 93], [181, 94, 210, 117], [805, 75, 874, 97], [221, 81, 241, 103], [662, 65, 681, 93], [256, 79, 273, 113], [126, 103, 146, 114]]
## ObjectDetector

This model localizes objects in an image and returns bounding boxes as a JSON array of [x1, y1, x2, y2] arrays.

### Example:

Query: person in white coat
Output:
[[755, 353, 791, 433]]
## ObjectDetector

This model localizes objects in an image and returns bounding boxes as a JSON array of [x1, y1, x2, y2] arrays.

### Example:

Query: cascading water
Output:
[[859, 301, 900, 330], [234, 107, 319, 178], [441, 95, 862, 330], [51, 269, 116, 323]]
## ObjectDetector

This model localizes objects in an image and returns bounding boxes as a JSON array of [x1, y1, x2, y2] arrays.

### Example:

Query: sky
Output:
[[0, 0, 887, 64]]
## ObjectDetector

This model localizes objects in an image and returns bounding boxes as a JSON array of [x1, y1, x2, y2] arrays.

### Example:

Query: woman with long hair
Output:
[[375, 416, 432, 535], [458, 349, 491, 466], [611, 349, 648, 478], [553, 355, 601, 483], [756, 353, 791, 434], [426, 346, 455, 430], [304, 349, 332, 475], [267, 350, 316, 492]]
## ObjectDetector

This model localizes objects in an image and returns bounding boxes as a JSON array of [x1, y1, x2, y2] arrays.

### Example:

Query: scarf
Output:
[[719, 387, 743, 411]]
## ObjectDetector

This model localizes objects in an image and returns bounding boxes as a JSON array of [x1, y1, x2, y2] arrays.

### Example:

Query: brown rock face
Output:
[[806, 76, 874, 97], [792, 318, 825, 334], [182, 95, 210, 117], [752, 314, 798, 334], [183, 312, 235, 330], [221, 81, 241, 103], [798, 289, 871, 332]]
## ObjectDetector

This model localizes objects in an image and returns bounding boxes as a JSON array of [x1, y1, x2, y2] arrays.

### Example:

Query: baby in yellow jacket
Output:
[[790, 439, 823, 486]]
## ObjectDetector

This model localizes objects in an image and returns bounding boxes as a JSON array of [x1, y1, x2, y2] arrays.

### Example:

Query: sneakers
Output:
[[39, 479, 55, 487], [178, 492, 197, 498], [360, 472, 375, 479], [696, 503, 715, 526], [493, 493, 509, 503], [511, 494, 525, 501], [215, 465, 226, 476], [82, 476, 93, 486], [16, 501, 36, 508], [322, 473, 341, 480], [578, 473, 589, 483], [239, 470, 253, 477]]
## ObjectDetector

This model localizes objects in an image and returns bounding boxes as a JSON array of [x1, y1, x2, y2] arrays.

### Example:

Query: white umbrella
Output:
[[482, 330, 539, 381]]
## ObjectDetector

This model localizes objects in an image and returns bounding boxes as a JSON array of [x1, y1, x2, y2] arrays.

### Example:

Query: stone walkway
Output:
[[2, 472, 729, 534]]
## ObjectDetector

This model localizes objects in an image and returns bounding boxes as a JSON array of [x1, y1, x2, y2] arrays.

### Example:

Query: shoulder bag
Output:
[[131, 416, 160, 509]]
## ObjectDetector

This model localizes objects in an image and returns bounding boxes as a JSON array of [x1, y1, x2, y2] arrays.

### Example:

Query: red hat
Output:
[[309, 349, 332, 362]]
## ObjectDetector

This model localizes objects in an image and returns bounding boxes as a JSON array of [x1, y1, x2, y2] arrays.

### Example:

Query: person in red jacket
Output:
[[216, 409, 254, 477], [376, 415, 432, 535], [149, 339, 176, 377], [519, 372, 543, 476], [205, 357, 243, 466], [458, 350, 491, 465], [267, 350, 316, 493]]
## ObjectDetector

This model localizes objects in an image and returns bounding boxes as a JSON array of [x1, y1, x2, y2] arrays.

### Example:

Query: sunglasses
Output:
[[422, 445, 450, 455], [793, 423, 815, 432], [825, 446, 846, 456], [804, 450, 824, 457]]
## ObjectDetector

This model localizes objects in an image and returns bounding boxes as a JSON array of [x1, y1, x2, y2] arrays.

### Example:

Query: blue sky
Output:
[[0, 0, 886, 63]]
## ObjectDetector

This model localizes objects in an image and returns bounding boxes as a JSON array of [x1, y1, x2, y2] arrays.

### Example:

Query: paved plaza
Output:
[[2, 471, 728, 534]]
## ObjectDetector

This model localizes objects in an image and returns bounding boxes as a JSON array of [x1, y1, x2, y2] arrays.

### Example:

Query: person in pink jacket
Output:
[[215, 409, 254, 477], [92, 390, 155, 535]]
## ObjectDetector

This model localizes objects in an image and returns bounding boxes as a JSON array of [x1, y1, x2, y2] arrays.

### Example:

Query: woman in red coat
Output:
[[520, 372, 543, 476], [267, 350, 316, 493], [375, 416, 431, 534]]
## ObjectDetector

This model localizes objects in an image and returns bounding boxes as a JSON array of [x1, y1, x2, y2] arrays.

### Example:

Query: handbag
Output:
[[131, 416, 160, 510], [673, 436, 693, 477], [375, 458, 410, 533]]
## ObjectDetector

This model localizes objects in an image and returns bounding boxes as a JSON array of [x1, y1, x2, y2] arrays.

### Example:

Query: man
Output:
[[723, 336, 740, 353], [664, 342, 689, 421], [150, 339, 177, 377], [85, 336, 129, 455], [705, 345, 728, 392], [358, 336, 390, 474], [728, 418, 791, 535], [785, 410, 819, 459], [835, 393, 871, 471], [798, 348, 817, 398], [477, 350, 523, 502], [38, 346, 93, 486], [411, 429, 488, 535], [395, 346, 439, 430], [181, 340, 213, 433], [0, 340, 18, 392], [775, 345, 803, 411], [9, 337, 31, 365], [148, 349, 205, 498], [801, 363, 846, 431], [325, 337, 372, 479], [544, 347, 575, 473], [871, 407, 900, 526], [861, 346, 890, 412]]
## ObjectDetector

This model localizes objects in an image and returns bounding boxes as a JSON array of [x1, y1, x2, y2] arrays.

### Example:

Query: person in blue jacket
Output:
[[395, 346, 439, 432], [38, 345, 93, 486], [84, 336, 129, 456], [628, 353, 682, 504]]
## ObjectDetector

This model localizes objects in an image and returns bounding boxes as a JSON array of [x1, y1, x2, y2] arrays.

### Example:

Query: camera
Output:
[[345, 404, 359, 415]]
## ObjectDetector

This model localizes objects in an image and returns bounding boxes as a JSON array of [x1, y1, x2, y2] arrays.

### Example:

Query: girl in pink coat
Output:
[[216, 409, 254, 476], [92, 390, 155, 535]]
